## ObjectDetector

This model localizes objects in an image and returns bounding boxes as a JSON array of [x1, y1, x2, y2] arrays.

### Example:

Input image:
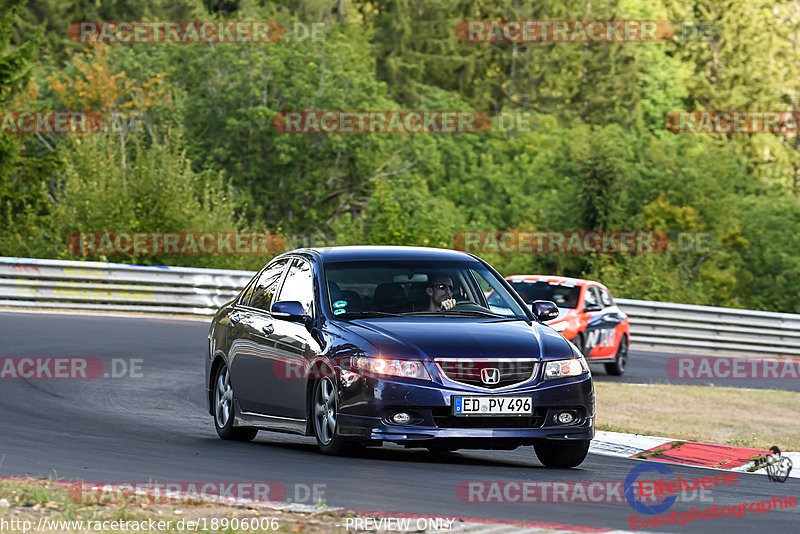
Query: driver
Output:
[[426, 275, 457, 312]]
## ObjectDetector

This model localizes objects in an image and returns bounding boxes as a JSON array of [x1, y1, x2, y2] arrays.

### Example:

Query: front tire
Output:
[[312, 377, 361, 455], [534, 440, 590, 468], [213, 363, 258, 441], [605, 335, 628, 376]]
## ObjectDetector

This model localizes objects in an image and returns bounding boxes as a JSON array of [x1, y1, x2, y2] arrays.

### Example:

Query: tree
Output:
[[0, 0, 44, 242]]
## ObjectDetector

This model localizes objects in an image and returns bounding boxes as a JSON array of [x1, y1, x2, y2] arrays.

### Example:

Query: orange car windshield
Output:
[[506, 281, 581, 309]]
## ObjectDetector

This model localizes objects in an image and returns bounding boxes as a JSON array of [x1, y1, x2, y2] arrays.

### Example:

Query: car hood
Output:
[[345, 317, 577, 361]]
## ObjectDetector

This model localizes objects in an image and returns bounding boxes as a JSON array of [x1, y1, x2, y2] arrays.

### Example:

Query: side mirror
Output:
[[271, 300, 310, 324], [532, 300, 559, 322]]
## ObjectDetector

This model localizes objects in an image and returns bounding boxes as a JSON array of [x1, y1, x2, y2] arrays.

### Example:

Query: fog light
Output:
[[555, 411, 575, 424], [392, 412, 412, 424]]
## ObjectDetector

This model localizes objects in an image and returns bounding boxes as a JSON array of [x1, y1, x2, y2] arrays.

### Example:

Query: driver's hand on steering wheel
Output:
[[440, 298, 456, 311]]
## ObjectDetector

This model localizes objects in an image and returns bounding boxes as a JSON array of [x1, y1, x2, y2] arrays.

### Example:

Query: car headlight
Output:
[[549, 321, 568, 332], [543, 356, 589, 380], [351, 357, 431, 380]]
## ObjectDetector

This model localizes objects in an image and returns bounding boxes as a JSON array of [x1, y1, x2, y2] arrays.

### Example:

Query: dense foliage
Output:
[[1, 0, 799, 312]]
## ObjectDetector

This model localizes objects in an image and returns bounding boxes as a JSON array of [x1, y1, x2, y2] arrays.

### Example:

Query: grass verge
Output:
[[594, 382, 800, 451], [0, 478, 343, 533]]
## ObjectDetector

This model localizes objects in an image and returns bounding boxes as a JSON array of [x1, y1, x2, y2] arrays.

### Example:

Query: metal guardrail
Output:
[[0, 257, 254, 316], [2, 257, 799, 356], [616, 298, 800, 357]]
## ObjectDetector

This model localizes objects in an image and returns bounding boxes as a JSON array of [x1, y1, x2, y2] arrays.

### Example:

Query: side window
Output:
[[239, 275, 259, 306], [599, 287, 614, 307], [583, 286, 600, 311], [249, 259, 288, 311], [275, 259, 315, 315]]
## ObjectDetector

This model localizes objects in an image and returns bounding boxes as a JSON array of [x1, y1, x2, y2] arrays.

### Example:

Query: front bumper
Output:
[[336, 372, 594, 448]]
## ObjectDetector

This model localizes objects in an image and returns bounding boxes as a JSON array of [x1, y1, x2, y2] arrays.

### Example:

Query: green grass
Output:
[[595, 382, 800, 451], [0, 478, 332, 533]]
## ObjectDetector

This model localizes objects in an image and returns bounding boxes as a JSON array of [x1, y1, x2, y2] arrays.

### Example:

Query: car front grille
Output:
[[431, 407, 546, 428], [434, 358, 539, 389]]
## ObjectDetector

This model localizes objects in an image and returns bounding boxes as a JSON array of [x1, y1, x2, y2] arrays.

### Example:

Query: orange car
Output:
[[501, 275, 630, 375]]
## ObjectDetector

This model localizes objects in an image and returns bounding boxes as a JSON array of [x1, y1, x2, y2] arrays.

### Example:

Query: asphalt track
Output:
[[0, 310, 797, 533]]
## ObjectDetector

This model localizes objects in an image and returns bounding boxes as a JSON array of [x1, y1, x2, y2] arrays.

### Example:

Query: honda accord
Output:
[[205, 246, 594, 467]]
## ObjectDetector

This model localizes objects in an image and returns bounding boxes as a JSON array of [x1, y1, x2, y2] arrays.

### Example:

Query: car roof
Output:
[[288, 245, 481, 263], [505, 274, 602, 287]]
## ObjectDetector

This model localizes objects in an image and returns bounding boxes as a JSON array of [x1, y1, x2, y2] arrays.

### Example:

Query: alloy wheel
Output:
[[215, 365, 233, 428], [314, 377, 337, 445]]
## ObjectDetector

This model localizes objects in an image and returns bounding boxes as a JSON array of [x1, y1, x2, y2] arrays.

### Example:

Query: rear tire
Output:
[[213, 363, 258, 441], [534, 440, 590, 468], [312, 377, 362, 456], [604, 335, 628, 376]]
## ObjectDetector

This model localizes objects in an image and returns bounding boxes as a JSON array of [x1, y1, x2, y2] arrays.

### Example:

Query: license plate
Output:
[[452, 396, 532, 416]]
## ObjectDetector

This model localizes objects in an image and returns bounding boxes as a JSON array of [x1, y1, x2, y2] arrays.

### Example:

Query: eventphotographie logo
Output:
[[625, 463, 678, 515]]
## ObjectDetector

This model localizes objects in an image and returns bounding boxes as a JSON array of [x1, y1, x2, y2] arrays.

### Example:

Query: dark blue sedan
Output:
[[205, 246, 594, 467]]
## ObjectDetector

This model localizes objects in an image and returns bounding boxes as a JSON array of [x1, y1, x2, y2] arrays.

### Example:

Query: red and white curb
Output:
[[590, 430, 799, 478]]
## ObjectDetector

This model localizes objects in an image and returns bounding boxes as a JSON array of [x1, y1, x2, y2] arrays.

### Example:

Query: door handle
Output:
[[262, 324, 274, 336]]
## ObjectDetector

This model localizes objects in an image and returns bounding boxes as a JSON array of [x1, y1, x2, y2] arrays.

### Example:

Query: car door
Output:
[[265, 258, 318, 419], [583, 285, 623, 359], [581, 286, 610, 359], [229, 258, 289, 414], [595, 286, 626, 356]]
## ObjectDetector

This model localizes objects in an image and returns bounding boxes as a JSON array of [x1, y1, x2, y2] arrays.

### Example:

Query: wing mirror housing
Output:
[[532, 300, 559, 322], [272, 300, 313, 327]]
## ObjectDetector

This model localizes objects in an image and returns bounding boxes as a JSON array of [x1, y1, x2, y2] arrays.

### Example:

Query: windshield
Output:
[[492, 280, 581, 309], [324, 260, 529, 319]]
